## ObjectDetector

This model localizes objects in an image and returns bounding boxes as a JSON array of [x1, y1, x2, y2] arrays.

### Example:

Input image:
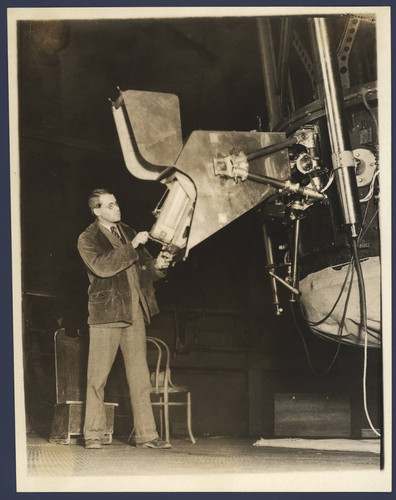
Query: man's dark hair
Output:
[[88, 188, 113, 215]]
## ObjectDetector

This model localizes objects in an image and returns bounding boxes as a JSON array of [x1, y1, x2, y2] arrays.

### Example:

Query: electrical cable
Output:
[[360, 194, 371, 233], [319, 170, 335, 193], [351, 237, 381, 438], [351, 239, 366, 346], [293, 192, 378, 375], [358, 208, 379, 244], [299, 195, 372, 329], [287, 171, 381, 430], [360, 169, 379, 204], [299, 197, 371, 328], [352, 156, 381, 437], [300, 258, 353, 327], [291, 261, 354, 377], [362, 91, 378, 130]]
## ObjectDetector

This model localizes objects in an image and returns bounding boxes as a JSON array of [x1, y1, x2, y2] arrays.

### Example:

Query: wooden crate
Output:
[[274, 393, 351, 438]]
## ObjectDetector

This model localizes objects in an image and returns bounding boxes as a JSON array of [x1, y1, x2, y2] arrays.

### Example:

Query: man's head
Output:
[[89, 188, 121, 225]]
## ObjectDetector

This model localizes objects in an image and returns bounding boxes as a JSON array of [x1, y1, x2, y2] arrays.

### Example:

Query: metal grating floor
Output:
[[26, 435, 380, 477]]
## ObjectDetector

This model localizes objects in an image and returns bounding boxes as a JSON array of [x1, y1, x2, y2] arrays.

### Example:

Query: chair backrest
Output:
[[54, 328, 88, 403], [146, 337, 174, 394]]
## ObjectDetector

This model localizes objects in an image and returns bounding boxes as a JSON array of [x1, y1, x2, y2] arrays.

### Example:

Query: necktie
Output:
[[111, 226, 121, 240]]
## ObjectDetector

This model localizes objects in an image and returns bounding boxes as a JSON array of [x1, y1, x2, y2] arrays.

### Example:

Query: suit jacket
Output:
[[77, 220, 164, 325]]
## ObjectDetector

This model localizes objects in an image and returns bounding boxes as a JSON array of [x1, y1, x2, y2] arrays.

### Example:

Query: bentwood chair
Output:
[[129, 336, 196, 444]]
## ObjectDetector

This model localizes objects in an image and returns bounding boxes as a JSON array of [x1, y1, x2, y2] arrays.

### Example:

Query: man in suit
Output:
[[77, 188, 172, 449]]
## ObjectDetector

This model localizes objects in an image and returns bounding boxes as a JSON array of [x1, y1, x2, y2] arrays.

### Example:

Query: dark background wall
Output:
[[18, 16, 382, 440]]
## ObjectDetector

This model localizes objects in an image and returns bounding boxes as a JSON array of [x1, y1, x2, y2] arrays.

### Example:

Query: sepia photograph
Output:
[[8, 5, 391, 493]]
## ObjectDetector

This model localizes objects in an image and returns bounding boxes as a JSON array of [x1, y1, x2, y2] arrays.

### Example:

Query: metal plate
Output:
[[174, 130, 290, 252], [122, 90, 183, 167], [353, 148, 377, 187]]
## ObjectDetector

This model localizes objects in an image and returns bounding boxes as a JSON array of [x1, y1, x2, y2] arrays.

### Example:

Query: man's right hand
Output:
[[132, 231, 149, 248]]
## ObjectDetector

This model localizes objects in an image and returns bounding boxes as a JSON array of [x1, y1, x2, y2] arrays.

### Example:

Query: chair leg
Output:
[[159, 395, 164, 440], [187, 392, 196, 444], [164, 392, 170, 443]]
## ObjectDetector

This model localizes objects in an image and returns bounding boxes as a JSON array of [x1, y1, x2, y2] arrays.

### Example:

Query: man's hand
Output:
[[155, 250, 173, 270], [131, 231, 149, 248]]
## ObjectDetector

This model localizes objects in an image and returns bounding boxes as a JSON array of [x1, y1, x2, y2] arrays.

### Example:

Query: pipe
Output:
[[256, 18, 281, 131], [312, 17, 362, 238]]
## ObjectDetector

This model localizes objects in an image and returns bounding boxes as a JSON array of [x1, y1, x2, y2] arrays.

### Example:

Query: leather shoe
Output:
[[85, 439, 102, 449], [136, 438, 171, 449]]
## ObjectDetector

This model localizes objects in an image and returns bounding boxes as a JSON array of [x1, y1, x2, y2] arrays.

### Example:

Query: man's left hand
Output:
[[155, 250, 173, 270]]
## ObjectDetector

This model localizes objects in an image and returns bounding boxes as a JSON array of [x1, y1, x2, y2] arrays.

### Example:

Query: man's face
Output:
[[94, 193, 121, 224]]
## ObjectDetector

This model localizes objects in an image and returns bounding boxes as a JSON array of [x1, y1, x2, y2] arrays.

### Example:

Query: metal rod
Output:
[[277, 17, 293, 111], [269, 271, 301, 296], [308, 18, 323, 101], [262, 224, 283, 315], [287, 71, 296, 112], [246, 172, 326, 201], [246, 135, 298, 162], [247, 172, 285, 189], [312, 17, 362, 237], [291, 217, 301, 302], [256, 18, 281, 131]]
